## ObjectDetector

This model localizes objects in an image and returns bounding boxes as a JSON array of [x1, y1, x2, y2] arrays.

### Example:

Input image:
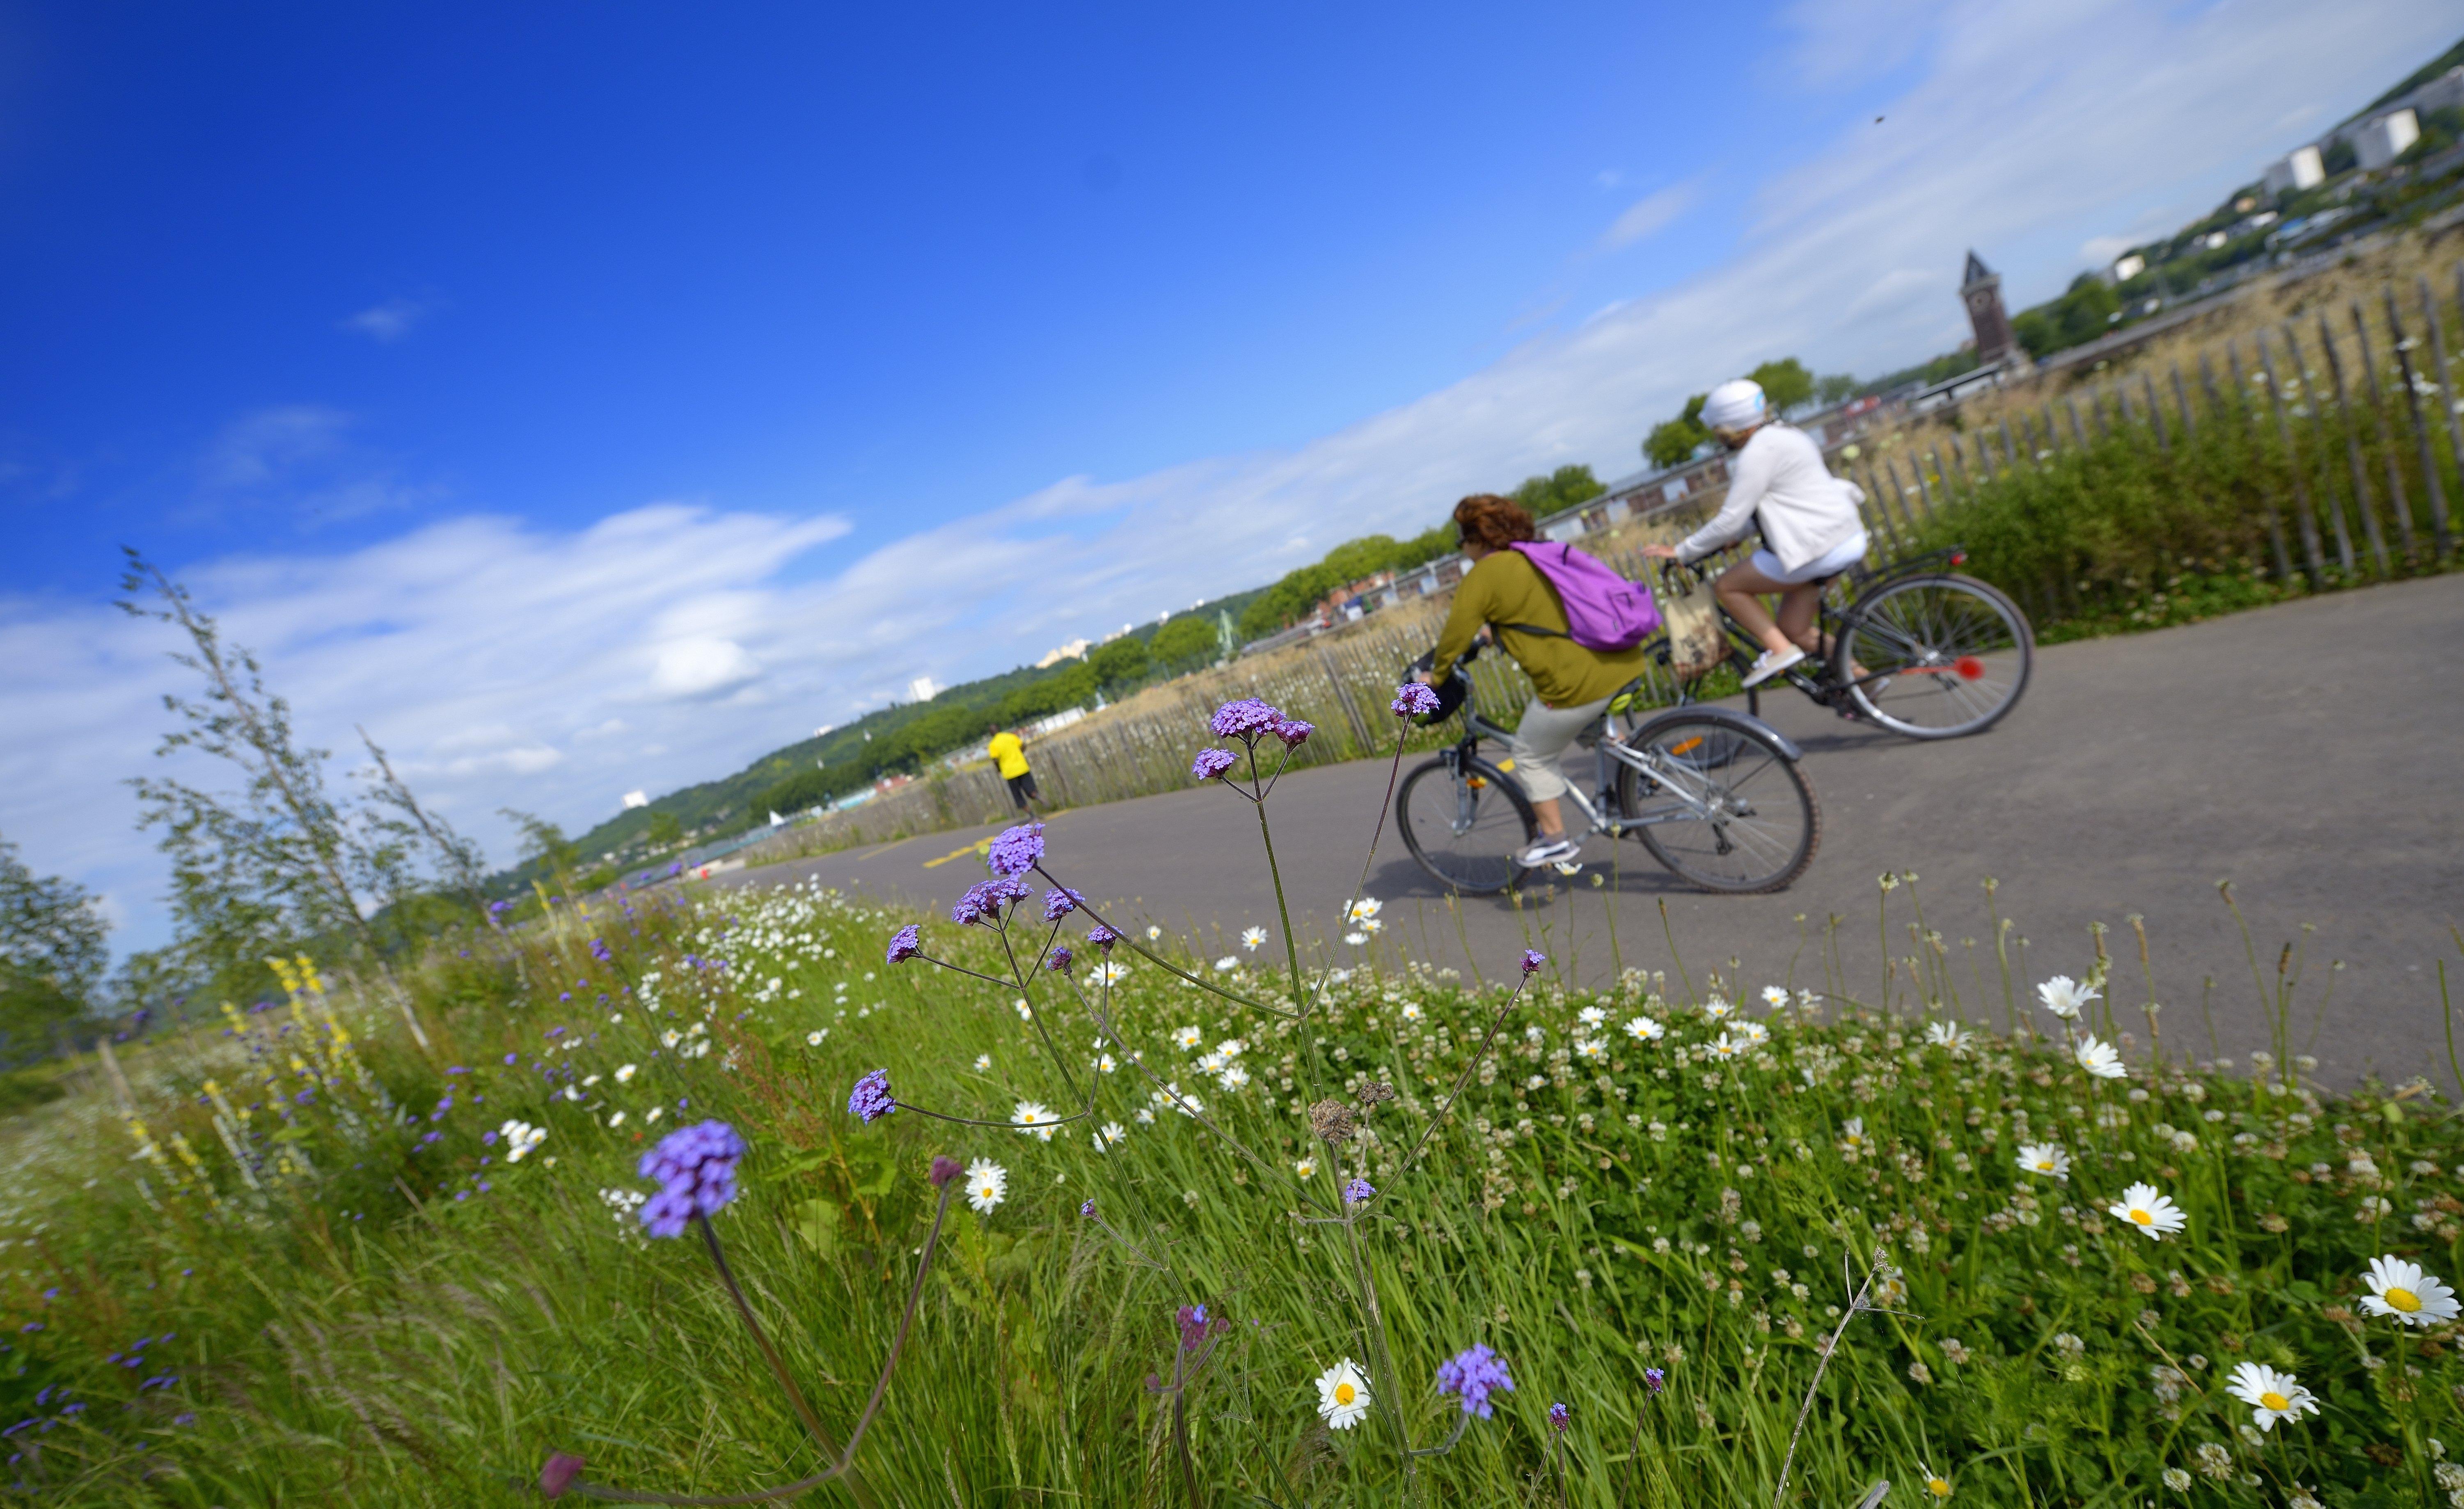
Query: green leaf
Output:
[[792, 1196, 842, 1259]]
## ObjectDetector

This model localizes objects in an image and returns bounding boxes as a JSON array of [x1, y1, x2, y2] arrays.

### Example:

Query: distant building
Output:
[[1960, 251, 2020, 368], [2264, 146, 2324, 195], [908, 675, 941, 702], [1035, 638, 1090, 669], [2354, 108, 2420, 172], [2111, 253, 2146, 282], [622, 790, 649, 810]]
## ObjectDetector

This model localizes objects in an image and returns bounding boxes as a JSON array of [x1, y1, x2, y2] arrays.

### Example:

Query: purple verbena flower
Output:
[[986, 822, 1045, 878], [540, 1452, 588, 1500], [1643, 1366, 1666, 1393], [1548, 1401, 1570, 1433], [1209, 697, 1284, 741], [1391, 681, 1440, 718], [1042, 887, 1083, 922], [952, 877, 1030, 926], [1436, 1344, 1515, 1418], [886, 924, 922, 964], [847, 1069, 897, 1124], [1342, 1177, 1375, 1205], [637, 1119, 746, 1225], [638, 1182, 697, 1239], [1045, 945, 1074, 972], [1079, 1198, 1097, 1218], [1191, 748, 1238, 782], [930, 1155, 963, 1187], [1086, 922, 1120, 951], [1270, 716, 1314, 749], [1177, 1303, 1230, 1351], [1521, 949, 1547, 976], [589, 938, 613, 963]]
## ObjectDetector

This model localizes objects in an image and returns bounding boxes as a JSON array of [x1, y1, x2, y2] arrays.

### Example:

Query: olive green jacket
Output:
[[1430, 550, 1647, 709]]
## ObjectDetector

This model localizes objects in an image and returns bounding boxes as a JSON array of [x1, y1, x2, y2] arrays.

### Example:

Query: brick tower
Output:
[[1960, 251, 2018, 367]]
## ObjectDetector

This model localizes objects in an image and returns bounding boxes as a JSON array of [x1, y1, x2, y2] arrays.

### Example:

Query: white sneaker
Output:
[[1516, 836, 1581, 869], [1740, 646, 1806, 688]]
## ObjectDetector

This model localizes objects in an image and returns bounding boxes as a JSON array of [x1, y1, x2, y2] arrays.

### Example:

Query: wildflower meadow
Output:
[[0, 689, 2459, 1508]]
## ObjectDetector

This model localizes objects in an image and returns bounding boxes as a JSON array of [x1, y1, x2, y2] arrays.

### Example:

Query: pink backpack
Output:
[[1504, 541, 1661, 651]]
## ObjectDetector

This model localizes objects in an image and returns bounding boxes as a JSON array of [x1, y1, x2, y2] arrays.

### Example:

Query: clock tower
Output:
[[1960, 251, 2019, 367]]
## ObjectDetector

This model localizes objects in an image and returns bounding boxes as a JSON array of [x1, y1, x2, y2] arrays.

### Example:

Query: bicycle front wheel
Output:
[[1614, 714, 1819, 893], [1397, 754, 1537, 895], [1841, 572, 2031, 738]]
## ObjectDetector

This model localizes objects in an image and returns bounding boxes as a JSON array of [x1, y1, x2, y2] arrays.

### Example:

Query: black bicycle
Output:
[[1663, 546, 2033, 739], [1395, 645, 1819, 896]]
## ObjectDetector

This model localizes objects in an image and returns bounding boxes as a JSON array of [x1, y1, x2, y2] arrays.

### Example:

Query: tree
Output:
[[1510, 465, 1604, 518], [645, 810, 686, 850], [1150, 615, 1218, 671], [499, 809, 580, 876], [1815, 372, 1859, 406], [1746, 358, 1815, 413], [0, 835, 111, 1063], [1644, 394, 1711, 469], [1085, 636, 1151, 693], [360, 728, 491, 924], [118, 553, 396, 1007]]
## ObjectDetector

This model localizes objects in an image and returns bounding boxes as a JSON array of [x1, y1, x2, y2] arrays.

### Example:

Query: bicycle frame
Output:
[[1450, 705, 1800, 840], [1669, 546, 1976, 708]]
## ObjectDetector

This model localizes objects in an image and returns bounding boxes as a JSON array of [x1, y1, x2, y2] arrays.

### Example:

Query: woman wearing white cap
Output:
[[1638, 377, 1869, 688]]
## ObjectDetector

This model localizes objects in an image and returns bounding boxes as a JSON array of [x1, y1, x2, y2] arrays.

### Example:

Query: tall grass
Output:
[[0, 716, 2459, 1506]]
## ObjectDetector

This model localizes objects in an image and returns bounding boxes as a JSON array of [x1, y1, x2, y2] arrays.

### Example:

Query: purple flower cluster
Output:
[[1521, 949, 1547, 976], [847, 1069, 897, 1124], [1177, 1303, 1230, 1351], [1391, 681, 1440, 718], [1342, 1177, 1375, 1205], [886, 924, 922, 964], [987, 822, 1045, 878], [1270, 716, 1313, 748], [1642, 1366, 1666, 1394], [1042, 887, 1083, 922], [1209, 697, 1284, 741], [953, 877, 1030, 926], [1436, 1344, 1515, 1418], [1548, 1401, 1571, 1433], [1191, 748, 1238, 782], [1079, 1197, 1097, 1219], [930, 1155, 963, 1187], [635, 1120, 745, 1238], [588, 937, 613, 963], [1045, 945, 1074, 972], [1086, 922, 1120, 951]]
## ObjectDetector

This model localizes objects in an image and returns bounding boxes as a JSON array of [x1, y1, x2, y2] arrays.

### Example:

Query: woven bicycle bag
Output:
[[1660, 570, 1727, 679]]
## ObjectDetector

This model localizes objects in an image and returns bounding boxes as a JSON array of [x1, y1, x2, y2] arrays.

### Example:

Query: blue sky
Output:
[[3, 0, 2456, 953]]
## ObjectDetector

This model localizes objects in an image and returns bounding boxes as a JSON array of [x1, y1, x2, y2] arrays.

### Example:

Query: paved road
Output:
[[714, 575, 2464, 1086]]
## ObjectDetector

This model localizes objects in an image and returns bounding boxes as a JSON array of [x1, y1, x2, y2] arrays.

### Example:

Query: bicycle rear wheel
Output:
[[1841, 573, 2031, 739], [1397, 754, 1537, 895], [1613, 714, 1819, 893]]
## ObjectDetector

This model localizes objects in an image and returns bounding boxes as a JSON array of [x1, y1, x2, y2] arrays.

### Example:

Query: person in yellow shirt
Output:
[[987, 724, 1038, 812]]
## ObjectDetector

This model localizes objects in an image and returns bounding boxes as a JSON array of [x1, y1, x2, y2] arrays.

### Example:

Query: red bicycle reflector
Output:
[[1669, 736, 1705, 755], [1954, 655, 1985, 680], [1950, 550, 1967, 565]]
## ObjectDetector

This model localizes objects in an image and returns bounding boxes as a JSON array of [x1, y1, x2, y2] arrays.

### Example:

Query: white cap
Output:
[[1701, 378, 1768, 433]]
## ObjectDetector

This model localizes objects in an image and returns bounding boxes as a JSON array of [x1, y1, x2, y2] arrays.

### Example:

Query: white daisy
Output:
[[1174, 1025, 1203, 1050], [2224, 1362, 2319, 1431], [1916, 1463, 1951, 1499], [1241, 926, 1267, 950], [1761, 986, 1788, 1009], [2037, 975, 2098, 1019], [1145, 925, 1162, 940], [1198, 1051, 1227, 1073], [607, 1110, 627, 1126], [806, 1030, 828, 1047], [1013, 1101, 1058, 1141], [660, 1028, 682, 1048], [1702, 997, 1734, 1021], [1214, 956, 1240, 973], [645, 1106, 664, 1124], [2015, 1143, 2070, 1181], [1575, 1038, 1608, 1061], [1314, 1357, 1372, 1430], [2108, 1182, 2187, 1240], [2359, 1255, 2461, 1326], [1216, 1039, 1246, 1057], [2074, 1035, 2125, 1079], [966, 1159, 1008, 1214], [1838, 1117, 1871, 1155], [1736, 1021, 1770, 1046], [1294, 1156, 1318, 1179], [1015, 999, 1034, 1021], [499, 1120, 547, 1163], [614, 1063, 638, 1084], [1086, 961, 1130, 987], [974, 1053, 993, 1071], [1624, 1015, 1664, 1041], [1092, 1121, 1126, 1151], [1925, 1021, 1969, 1053], [581, 1073, 602, 1087], [1708, 1033, 1742, 1060], [1217, 1063, 1252, 1091], [1346, 897, 1382, 922], [1344, 931, 1369, 945], [1092, 1052, 1118, 1074], [1577, 1006, 1607, 1028], [1400, 1001, 1423, 1022]]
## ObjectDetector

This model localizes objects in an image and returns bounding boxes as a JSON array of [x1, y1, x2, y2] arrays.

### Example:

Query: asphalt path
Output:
[[712, 574, 2464, 1086]]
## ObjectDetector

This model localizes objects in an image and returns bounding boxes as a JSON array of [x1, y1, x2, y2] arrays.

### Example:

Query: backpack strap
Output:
[[1497, 622, 1568, 639]]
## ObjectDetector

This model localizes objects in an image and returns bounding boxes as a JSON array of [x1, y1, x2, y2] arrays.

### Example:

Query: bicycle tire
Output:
[[1396, 754, 1537, 895], [1839, 572, 2032, 739], [1613, 713, 1819, 893]]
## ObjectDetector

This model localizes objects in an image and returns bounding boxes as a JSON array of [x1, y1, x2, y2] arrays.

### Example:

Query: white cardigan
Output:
[[1675, 424, 1866, 573]]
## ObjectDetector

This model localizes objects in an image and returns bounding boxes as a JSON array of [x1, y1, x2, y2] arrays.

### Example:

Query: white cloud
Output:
[[5, 0, 2450, 956], [1599, 181, 1699, 249], [201, 406, 352, 491], [341, 297, 436, 342]]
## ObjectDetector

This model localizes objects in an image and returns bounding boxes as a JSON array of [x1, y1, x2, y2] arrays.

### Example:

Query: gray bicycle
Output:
[[1396, 647, 1819, 896]]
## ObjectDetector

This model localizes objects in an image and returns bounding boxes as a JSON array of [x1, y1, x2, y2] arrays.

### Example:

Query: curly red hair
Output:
[[1452, 494, 1537, 553]]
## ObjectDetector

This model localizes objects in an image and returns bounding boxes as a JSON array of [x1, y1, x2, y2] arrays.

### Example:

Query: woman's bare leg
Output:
[[1713, 562, 1800, 657]]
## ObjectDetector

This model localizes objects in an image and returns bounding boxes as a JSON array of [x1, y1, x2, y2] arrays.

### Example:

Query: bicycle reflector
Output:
[[1950, 550, 1968, 565]]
